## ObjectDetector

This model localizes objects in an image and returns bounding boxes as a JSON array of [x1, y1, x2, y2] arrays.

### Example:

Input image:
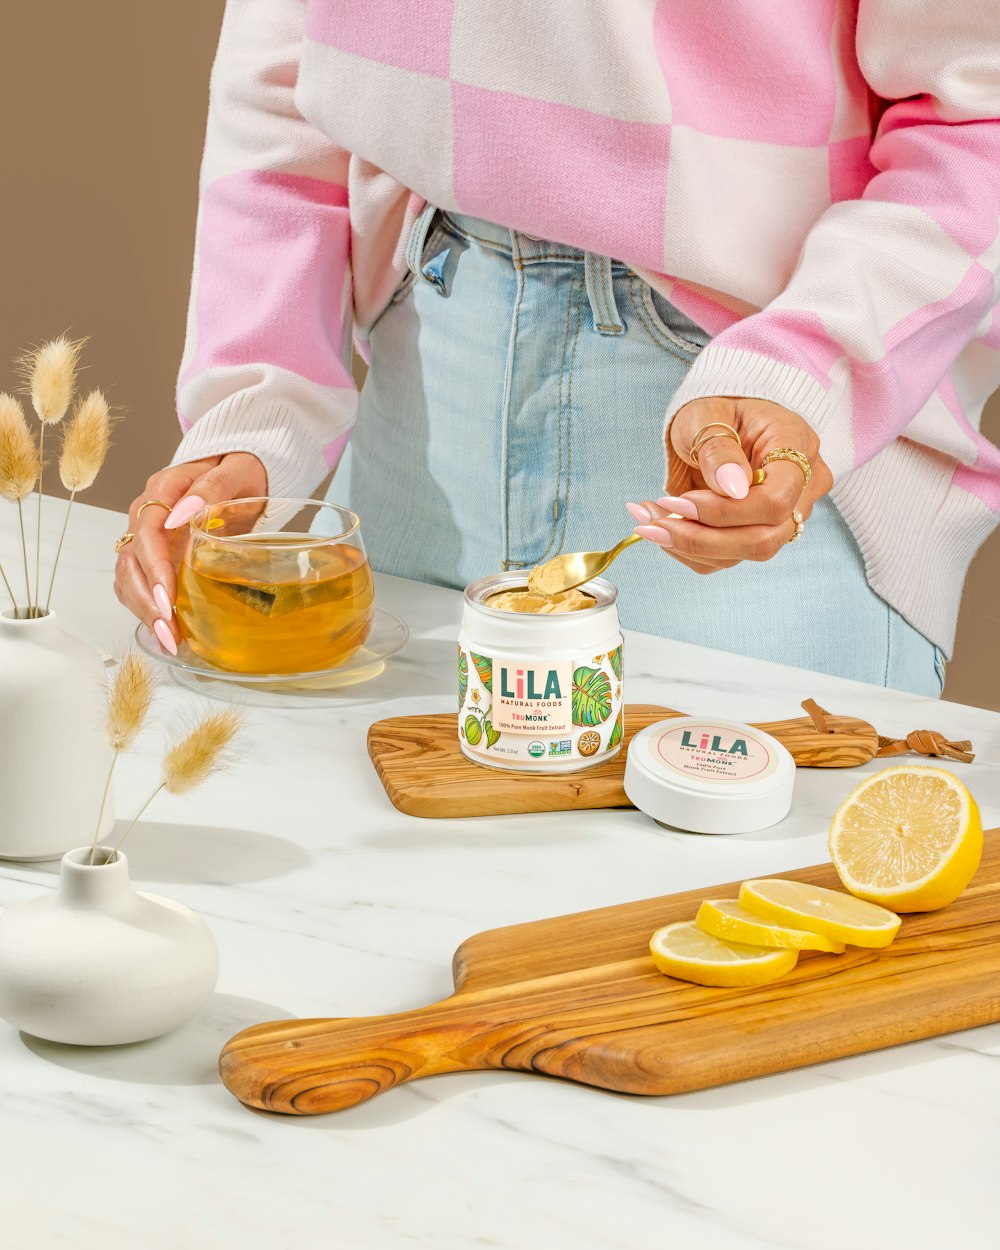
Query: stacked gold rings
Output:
[[690, 422, 740, 465], [690, 423, 770, 487], [689, 429, 812, 544]]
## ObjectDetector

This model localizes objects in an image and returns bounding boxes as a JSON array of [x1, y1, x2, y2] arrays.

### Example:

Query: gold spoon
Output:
[[527, 532, 645, 596], [528, 466, 771, 597]]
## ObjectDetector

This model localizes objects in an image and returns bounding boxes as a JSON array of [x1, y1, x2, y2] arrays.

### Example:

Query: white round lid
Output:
[[623, 716, 795, 835]]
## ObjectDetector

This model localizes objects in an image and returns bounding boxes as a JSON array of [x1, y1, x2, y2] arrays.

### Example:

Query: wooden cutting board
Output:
[[367, 704, 879, 818], [219, 829, 1000, 1116]]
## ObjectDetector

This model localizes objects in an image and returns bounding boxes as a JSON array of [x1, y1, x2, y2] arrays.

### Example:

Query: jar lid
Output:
[[623, 716, 795, 835]]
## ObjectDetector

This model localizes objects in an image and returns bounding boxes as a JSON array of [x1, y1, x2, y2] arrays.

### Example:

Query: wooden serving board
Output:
[[368, 704, 879, 818], [219, 829, 1000, 1116]]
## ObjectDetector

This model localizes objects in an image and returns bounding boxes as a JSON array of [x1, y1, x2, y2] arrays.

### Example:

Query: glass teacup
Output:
[[174, 498, 374, 675]]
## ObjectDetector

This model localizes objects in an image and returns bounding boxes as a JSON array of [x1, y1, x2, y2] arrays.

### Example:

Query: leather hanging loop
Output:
[[799, 696, 975, 763], [801, 698, 833, 735], [875, 729, 975, 764]]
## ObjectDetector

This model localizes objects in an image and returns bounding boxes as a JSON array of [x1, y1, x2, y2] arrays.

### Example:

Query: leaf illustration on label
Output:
[[458, 646, 468, 709], [464, 714, 483, 746], [607, 709, 624, 750], [572, 666, 613, 727], [484, 720, 501, 748], [608, 645, 623, 681], [470, 651, 492, 693]]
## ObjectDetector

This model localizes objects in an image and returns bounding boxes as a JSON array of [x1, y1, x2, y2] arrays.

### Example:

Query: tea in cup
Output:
[[174, 498, 374, 674]]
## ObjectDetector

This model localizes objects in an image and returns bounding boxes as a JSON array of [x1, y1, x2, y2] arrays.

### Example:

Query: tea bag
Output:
[[197, 544, 360, 618]]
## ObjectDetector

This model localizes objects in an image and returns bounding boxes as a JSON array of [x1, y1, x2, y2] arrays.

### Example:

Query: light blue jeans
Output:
[[325, 207, 944, 696]]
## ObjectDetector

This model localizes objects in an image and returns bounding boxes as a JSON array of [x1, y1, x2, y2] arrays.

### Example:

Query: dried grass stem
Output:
[[17, 499, 32, 616], [90, 653, 154, 862], [104, 706, 241, 861], [0, 561, 18, 616]]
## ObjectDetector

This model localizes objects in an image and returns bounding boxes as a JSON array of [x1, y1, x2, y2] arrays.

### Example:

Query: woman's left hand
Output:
[[627, 396, 834, 574]]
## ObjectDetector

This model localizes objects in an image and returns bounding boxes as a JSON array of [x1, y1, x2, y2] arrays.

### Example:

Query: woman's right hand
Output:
[[114, 451, 268, 654]]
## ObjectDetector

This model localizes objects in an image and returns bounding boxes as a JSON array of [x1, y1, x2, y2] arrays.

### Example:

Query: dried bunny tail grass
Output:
[[162, 709, 243, 795], [60, 389, 112, 491], [0, 392, 39, 502], [17, 334, 87, 425], [106, 651, 155, 751]]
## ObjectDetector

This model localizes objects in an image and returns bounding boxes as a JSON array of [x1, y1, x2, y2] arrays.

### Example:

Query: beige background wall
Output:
[[2, 2, 997, 707]]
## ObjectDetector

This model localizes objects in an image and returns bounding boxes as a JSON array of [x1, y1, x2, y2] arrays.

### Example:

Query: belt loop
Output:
[[584, 252, 624, 336], [405, 201, 440, 279]]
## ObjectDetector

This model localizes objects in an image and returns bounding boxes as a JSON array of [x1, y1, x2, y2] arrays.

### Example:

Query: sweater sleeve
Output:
[[662, 0, 1000, 482], [171, 0, 357, 499]]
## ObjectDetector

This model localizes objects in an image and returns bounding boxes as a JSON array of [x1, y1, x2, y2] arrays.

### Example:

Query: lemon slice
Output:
[[696, 898, 846, 953], [829, 764, 983, 912], [739, 879, 900, 948], [649, 920, 798, 987]]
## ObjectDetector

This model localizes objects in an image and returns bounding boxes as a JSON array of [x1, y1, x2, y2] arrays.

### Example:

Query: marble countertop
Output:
[[2, 498, 999, 1250]]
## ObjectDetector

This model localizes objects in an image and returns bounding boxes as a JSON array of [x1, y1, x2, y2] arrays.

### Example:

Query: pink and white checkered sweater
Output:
[[173, 0, 1000, 655]]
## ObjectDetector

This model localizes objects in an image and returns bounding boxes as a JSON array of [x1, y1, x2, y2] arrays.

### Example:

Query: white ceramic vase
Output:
[[0, 610, 115, 861], [0, 847, 219, 1045]]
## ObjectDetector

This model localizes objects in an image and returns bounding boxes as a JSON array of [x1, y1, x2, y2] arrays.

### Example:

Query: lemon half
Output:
[[829, 764, 982, 912], [739, 879, 900, 948], [696, 898, 846, 953], [649, 920, 798, 987]]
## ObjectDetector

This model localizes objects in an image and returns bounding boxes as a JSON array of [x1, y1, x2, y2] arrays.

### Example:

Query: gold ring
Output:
[[690, 422, 741, 466], [760, 447, 812, 489], [137, 499, 171, 520], [752, 468, 767, 486], [114, 533, 134, 553], [787, 510, 805, 543]]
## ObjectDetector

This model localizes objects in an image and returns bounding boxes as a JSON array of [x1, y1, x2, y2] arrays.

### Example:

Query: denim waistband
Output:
[[444, 210, 593, 264], [406, 203, 628, 335]]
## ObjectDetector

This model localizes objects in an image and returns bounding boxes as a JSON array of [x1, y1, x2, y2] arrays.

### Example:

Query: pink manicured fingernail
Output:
[[656, 495, 699, 520], [625, 501, 652, 523], [635, 524, 674, 547], [153, 618, 178, 656], [716, 465, 750, 500], [163, 495, 206, 530], [152, 583, 173, 619]]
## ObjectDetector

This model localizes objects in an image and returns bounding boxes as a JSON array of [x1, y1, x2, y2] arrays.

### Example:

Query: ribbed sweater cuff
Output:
[[171, 393, 332, 501]]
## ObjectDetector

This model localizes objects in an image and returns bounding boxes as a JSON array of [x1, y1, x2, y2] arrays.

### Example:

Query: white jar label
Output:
[[458, 644, 624, 767], [650, 722, 778, 784]]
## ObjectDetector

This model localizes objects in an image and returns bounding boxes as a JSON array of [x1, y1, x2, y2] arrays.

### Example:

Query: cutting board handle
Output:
[[751, 713, 876, 766], [219, 1001, 491, 1115]]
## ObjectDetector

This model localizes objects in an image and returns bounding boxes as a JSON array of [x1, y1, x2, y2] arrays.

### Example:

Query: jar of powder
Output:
[[458, 573, 624, 772]]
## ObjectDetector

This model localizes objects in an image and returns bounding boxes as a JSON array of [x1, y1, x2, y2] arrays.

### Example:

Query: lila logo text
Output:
[[499, 667, 562, 700], [680, 730, 749, 756]]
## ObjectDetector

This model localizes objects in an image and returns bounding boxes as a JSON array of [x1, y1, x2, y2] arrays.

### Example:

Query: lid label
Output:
[[652, 722, 777, 784]]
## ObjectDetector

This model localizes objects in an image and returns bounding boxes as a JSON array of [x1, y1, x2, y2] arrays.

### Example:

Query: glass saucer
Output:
[[135, 606, 409, 707]]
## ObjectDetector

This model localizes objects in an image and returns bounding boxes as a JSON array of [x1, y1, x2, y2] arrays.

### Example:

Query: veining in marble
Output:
[[1, 499, 999, 1250]]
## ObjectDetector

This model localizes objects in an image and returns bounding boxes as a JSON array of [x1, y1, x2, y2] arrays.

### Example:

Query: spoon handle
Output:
[[607, 532, 645, 562]]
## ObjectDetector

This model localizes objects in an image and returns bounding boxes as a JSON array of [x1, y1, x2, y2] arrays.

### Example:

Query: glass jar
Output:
[[458, 573, 624, 772]]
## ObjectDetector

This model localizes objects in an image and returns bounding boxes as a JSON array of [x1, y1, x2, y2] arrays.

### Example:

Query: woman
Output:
[[115, 1, 1000, 696]]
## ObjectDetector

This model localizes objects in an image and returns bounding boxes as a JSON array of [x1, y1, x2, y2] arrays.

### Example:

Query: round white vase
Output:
[[0, 847, 219, 1045], [0, 610, 115, 861]]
